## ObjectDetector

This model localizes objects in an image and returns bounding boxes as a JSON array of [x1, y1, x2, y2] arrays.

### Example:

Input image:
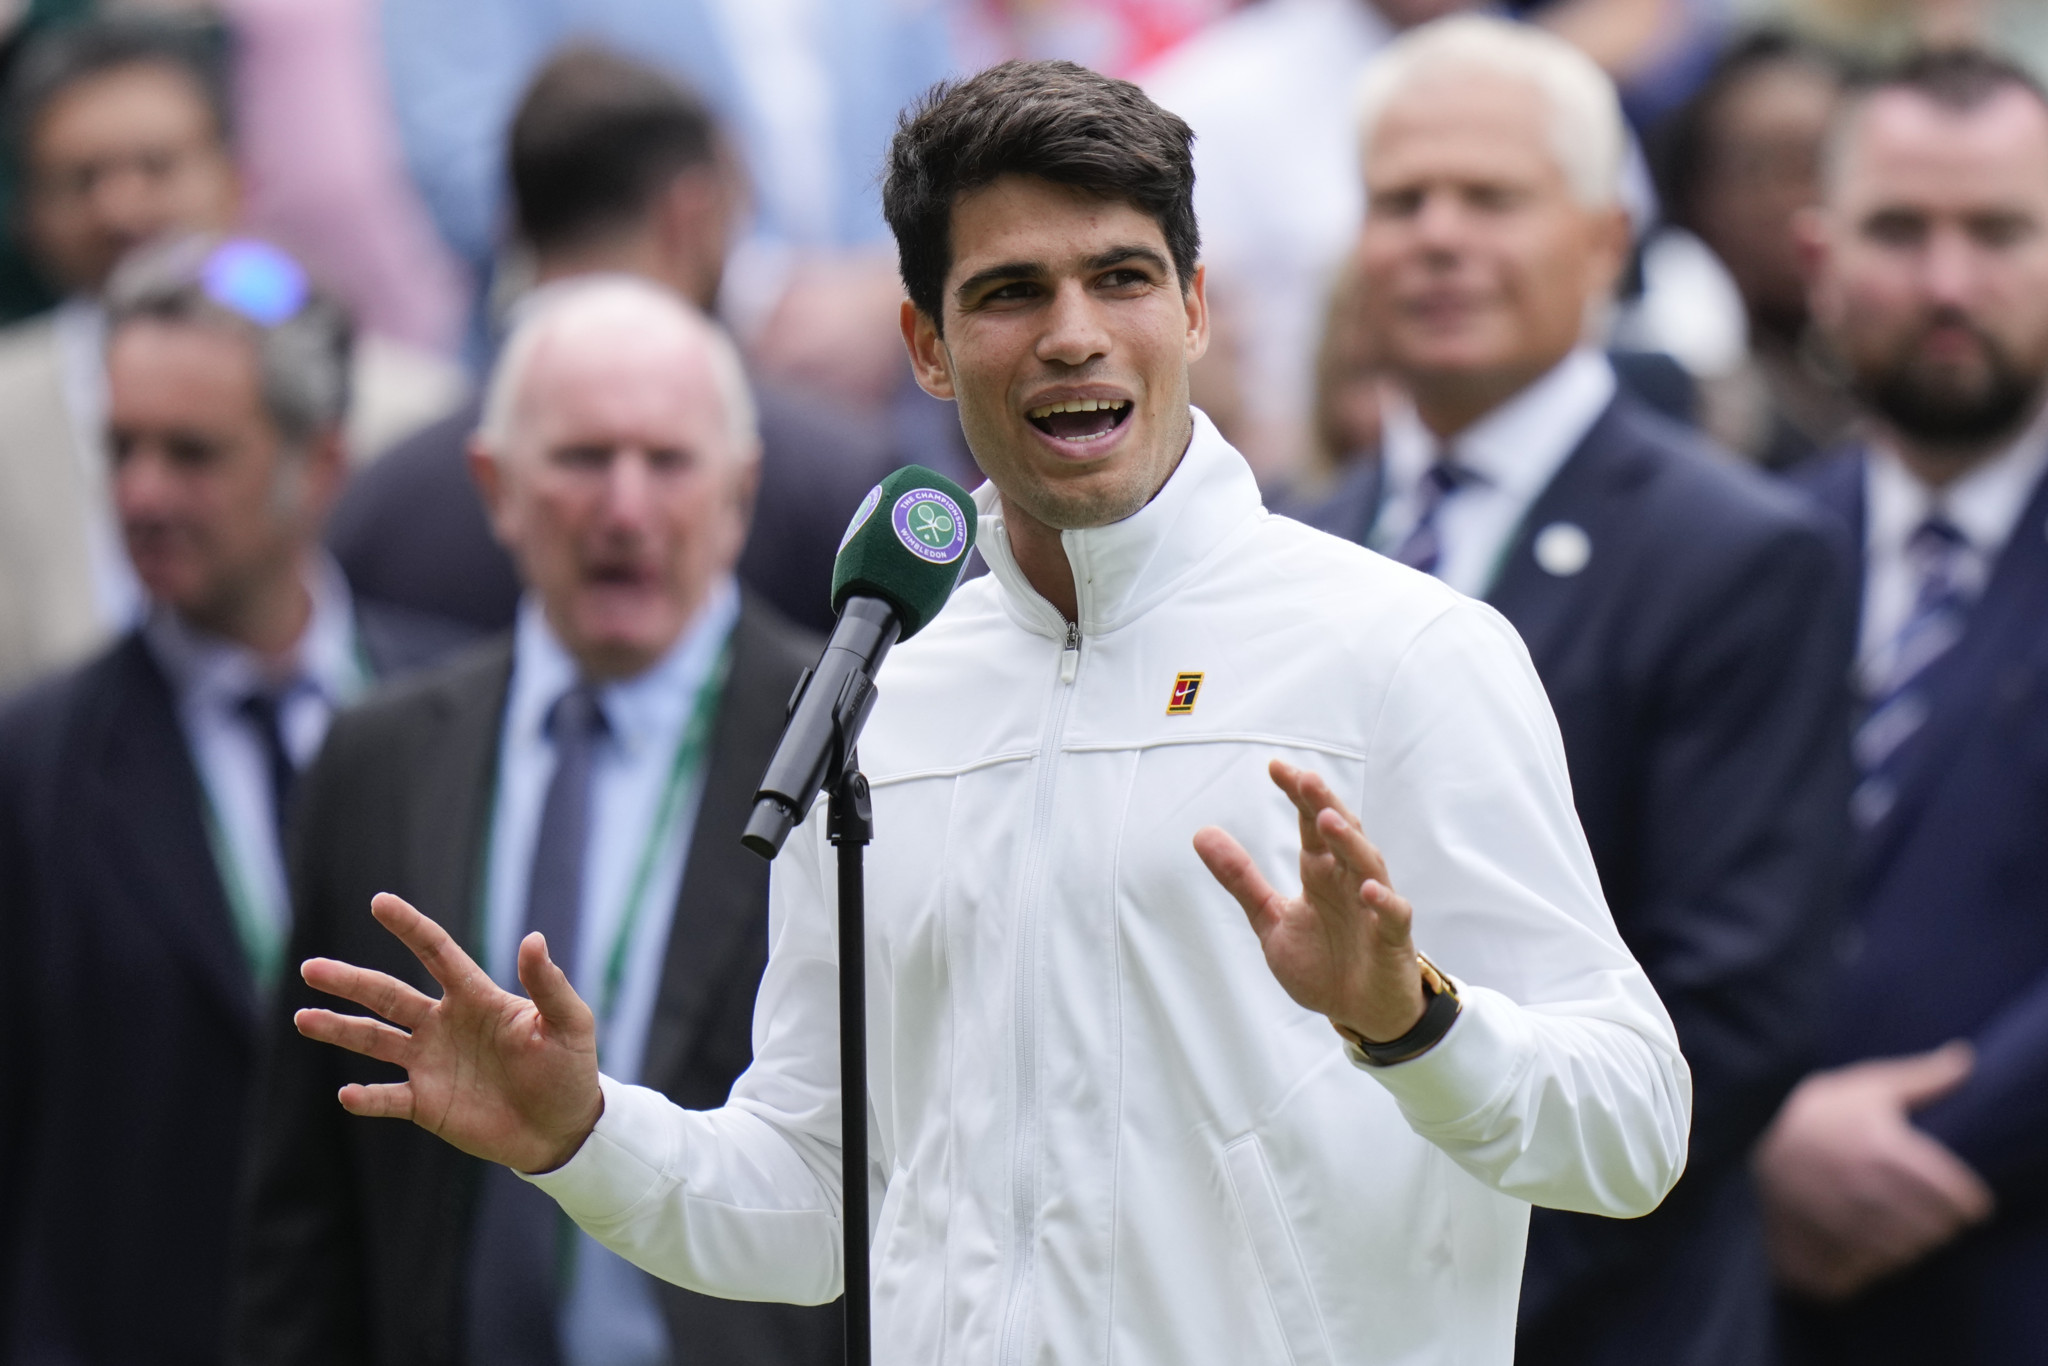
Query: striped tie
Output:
[[1851, 516, 1973, 829], [1392, 458, 1484, 576]]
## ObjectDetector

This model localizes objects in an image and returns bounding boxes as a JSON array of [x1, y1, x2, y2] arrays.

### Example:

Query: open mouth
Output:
[[1026, 398, 1133, 442]]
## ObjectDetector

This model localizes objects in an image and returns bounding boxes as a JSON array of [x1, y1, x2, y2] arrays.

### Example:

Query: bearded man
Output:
[[1755, 48, 2048, 1366]]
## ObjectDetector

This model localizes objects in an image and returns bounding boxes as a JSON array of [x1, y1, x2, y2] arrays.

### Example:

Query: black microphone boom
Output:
[[739, 596, 898, 857], [738, 465, 976, 1366]]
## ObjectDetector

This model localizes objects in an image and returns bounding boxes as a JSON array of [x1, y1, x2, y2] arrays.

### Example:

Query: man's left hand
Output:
[[1195, 760, 1427, 1044]]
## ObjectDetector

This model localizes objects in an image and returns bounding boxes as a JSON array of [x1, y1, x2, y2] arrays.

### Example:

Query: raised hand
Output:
[[295, 892, 605, 1174], [1194, 759, 1427, 1044]]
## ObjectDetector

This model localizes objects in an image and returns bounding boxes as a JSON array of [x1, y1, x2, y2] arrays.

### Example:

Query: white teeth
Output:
[[1026, 398, 1131, 420]]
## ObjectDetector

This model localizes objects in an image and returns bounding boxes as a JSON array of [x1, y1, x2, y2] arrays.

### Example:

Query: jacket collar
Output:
[[974, 407, 1265, 639]]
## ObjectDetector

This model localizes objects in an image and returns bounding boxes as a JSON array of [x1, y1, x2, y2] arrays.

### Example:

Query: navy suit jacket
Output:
[[0, 606, 466, 1365], [1779, 448, 2048, 1365], [1304, 394, 1855, 1366]]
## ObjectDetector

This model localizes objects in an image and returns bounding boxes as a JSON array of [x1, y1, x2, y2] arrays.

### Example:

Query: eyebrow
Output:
[[953, 243, 1174, 305]]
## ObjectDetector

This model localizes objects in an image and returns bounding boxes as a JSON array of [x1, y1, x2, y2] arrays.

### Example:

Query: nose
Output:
[[113, 444, 177, 521], [1410, 189, 1470, 255], [598, 448, 656, 530], [89, 161, 168, 239], [1035, 280, 1112, 369], [1920, 225, 1984, 309]]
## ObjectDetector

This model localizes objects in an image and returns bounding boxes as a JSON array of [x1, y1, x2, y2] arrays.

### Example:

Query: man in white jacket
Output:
[[294, 55, 1690, 1364]]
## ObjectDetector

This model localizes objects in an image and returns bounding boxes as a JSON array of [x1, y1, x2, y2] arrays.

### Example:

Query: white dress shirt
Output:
[[144, 555, 369, 981], [479, 578, 739, 1366], [1371, 349, 1618, 597], [1857, 415, 2048, 697]]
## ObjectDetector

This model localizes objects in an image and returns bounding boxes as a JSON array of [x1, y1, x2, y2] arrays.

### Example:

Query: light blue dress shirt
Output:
[[481, 579, 739, 1366]]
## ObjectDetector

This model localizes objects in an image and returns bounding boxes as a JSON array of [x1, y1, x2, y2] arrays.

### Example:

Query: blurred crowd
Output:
[[2, 1, 2047, 1364]]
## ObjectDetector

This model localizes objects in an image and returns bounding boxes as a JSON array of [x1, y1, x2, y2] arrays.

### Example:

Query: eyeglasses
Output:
[[199, 239, 309, 327]]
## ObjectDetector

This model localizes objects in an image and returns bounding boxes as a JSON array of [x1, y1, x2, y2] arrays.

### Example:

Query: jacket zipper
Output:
[[996, 617, 1082, 1366]]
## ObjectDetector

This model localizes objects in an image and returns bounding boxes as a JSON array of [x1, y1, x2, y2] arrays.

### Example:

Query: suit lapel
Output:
[[1485, 400, 1653, 670], [1858, 460, 2048, 881], [642, 606, 785, 1092], [82, 635, 256, 1033], [399, 642, 514, 951]]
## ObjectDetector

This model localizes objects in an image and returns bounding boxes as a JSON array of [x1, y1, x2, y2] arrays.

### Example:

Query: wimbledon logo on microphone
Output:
[[892, 488, 969, 564]]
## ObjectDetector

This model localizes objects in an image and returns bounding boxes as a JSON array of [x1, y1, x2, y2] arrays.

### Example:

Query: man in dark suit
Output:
[[1753, 50, 2048, 1366], [325, 45, 966, 638], [0, 235, 468, 1362], [235, 277, 840, 1365], [1302, 21, 1853, 1366]]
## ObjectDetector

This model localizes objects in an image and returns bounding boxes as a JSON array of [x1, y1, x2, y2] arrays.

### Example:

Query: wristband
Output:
[[1334, 953, 1462, 1068]]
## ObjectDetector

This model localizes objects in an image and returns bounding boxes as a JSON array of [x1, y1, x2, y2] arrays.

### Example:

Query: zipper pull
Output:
[[1060, 620, 1081, 684]]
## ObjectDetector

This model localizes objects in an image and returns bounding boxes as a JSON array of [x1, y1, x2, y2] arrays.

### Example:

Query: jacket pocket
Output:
[[1223, 1134, 1336, 1366]]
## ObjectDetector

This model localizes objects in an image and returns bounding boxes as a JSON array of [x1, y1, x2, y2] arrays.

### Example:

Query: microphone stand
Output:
[[826, 756, 873, 1366]]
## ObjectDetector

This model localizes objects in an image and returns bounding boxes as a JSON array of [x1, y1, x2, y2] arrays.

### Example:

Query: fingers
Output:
[[300, 956, 434, 1030], [1889, 1127, 1996, 1226], [336, 1080, 416, 1122], [294, 1007, 415, 1066], [1271, 762, 1391, 883], [1314, 808, 1401, 919], [1879, 1041, 1976, 1110], [370, 892, 490, 999], [1193, 826, 1283, 935], [517, 932, 595, 1035]]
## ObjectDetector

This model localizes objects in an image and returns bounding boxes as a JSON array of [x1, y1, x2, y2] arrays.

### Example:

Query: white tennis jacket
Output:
[[530, 410, 1692, 1365]]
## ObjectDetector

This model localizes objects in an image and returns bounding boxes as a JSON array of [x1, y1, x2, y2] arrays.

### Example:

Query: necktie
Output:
[[1392, 457, 1482, 577], [466, 683, 609, 1366], [1852, 515, 1973, 829], [236, 686, 298, 842]]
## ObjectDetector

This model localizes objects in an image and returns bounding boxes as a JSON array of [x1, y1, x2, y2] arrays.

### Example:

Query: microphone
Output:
[[741, 465, 978, 858]]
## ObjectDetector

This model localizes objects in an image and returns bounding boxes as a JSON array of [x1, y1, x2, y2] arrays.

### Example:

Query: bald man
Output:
[[233, 279, 840, 1366]]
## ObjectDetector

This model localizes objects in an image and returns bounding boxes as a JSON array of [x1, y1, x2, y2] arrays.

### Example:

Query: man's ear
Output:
[[1792, 205, 1831, 291], [902, 298, 956, 401], [301, 424, 349, 520], [467, 437, 517, 549], [1586, 204, 1635, 304], [1183, 262, 1211, 365]]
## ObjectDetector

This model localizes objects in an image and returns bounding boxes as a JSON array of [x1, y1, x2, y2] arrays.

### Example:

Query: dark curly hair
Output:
[[882, 60, 1199, 330]]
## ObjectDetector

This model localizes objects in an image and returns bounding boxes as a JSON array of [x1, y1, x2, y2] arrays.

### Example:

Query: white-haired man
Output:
[[232, 278, 841, 1366], [1302, 18, 1853, 1366]]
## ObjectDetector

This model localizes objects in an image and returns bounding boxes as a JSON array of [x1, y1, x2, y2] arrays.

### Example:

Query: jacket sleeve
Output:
[[1357, 600, 1694, 1218], [525, 806, 849, 1304], [1914, 971, 2048, 1197], [229, 732, 373, 1365]]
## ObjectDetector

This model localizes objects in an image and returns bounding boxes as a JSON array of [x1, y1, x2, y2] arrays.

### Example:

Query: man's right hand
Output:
[[295, 892, 605, 1175], [1753, 1042, 1994, 1301]]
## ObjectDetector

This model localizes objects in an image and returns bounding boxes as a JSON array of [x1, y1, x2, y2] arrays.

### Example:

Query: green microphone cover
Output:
[[830, 465, 979, 640]]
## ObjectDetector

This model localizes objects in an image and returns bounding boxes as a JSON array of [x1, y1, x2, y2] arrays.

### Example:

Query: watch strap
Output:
[[1335, 953, 1462, 1068]]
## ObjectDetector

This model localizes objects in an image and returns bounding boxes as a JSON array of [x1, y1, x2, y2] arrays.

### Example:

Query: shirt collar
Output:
[[975, 406, 1266, 639], [1381, 349, 1617, 506], [1866, 405, 2048, 563], [144, 552, 364, 709], [508, 576, 740, 761]]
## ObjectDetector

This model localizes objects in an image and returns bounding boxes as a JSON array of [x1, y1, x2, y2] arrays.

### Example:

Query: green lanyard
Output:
[[198, 783, 286, 991], [198, 634, 373, 992], [589, 639, 732, 1050]]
